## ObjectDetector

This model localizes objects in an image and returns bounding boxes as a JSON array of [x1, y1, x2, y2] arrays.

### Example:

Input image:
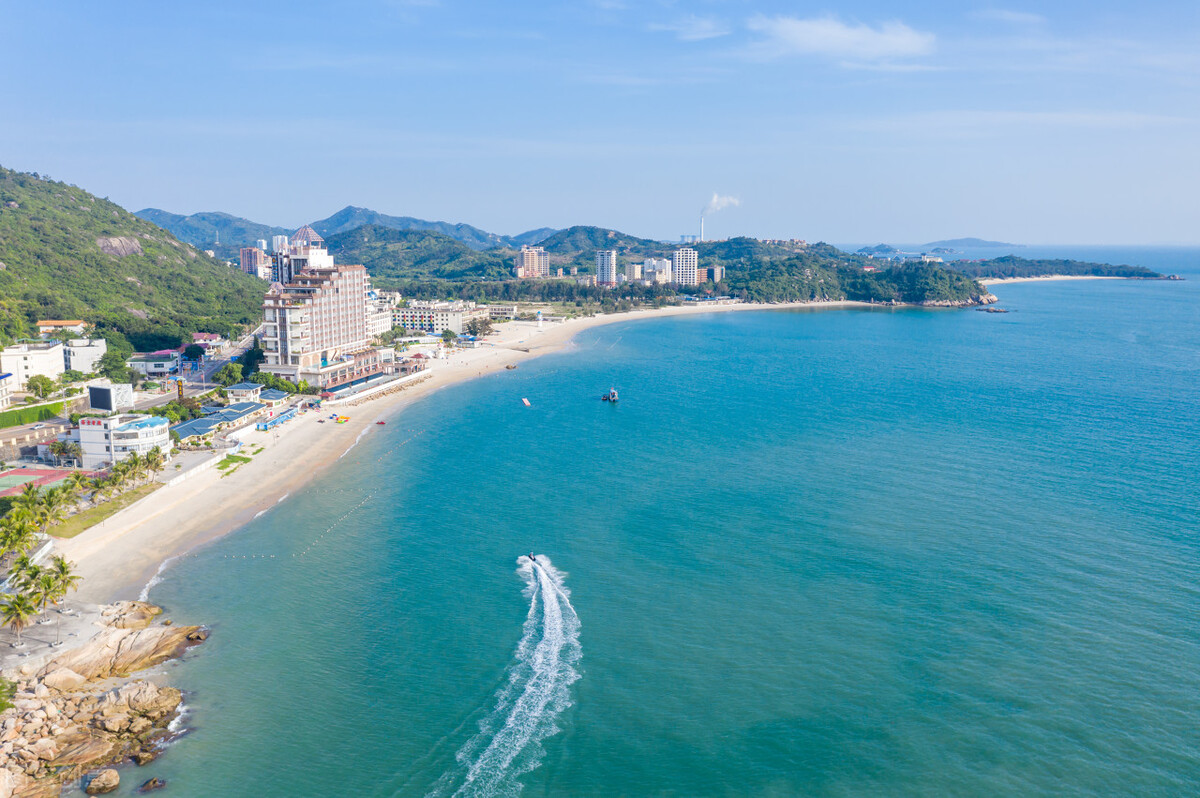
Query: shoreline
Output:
[[57, 299, 874, 603], [978, 274, 1126, 285]]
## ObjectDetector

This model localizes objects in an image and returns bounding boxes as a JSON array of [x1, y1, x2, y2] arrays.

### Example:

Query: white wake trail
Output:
[[431, 556, 582, 798]]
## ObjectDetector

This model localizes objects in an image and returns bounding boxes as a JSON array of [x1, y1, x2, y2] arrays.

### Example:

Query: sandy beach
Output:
[[57, 300, 871, 603]]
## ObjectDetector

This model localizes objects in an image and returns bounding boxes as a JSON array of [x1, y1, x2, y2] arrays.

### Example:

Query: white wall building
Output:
[[127, 352, 181, 377], [394, 301, 490, 335], [644, 258, 671, 284], [63, 338, 107, 374], [1, 341, 65, 387], [271, 234, 290, 254], [627, 261, 643, 281], [78, 414, 172, 470], [672, 248, 699, 287], [596, 250, 618, 287], [0, 373, 14, 410]]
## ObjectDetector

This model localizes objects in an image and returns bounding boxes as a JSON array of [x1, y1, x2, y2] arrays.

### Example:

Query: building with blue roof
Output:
[[225, 382, 263, 403], [171, 401, 267, 442]]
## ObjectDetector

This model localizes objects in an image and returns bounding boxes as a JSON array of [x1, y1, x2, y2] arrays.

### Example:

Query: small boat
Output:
[[506, 364, 517, 370], [522, 398, 531, 407], [376, 421, 386, 425], [336, 416, 350, 424], [602, 388, 619, 402]]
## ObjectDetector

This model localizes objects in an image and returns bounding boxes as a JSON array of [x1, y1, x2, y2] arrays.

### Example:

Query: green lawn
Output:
[[50, 483, 163, 539], [217, 454, 252, 475]]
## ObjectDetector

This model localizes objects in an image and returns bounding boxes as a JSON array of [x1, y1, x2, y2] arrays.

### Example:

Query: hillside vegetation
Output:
[[325, 225, 514, 281], [947, 256, 1163, 280], [134, 208, 289, 259], [139, 205, 560, 254], [0, 166, 264, 350]]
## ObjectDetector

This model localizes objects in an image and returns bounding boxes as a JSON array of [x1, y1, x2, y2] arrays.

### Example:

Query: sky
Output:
[[2, 1, 1198, 244]]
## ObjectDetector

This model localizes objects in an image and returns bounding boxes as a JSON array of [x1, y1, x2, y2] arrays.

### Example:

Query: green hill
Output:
[[325, 225, 514, 281], [539, 226, 666, 257], [0, 166, 265, 351], [134, 208, 290, 259], [947, 255, 1163, 280], [313, 206, 507, 251]]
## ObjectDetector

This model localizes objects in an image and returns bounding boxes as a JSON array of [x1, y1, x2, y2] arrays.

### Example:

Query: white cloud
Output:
[[649, 15, 730, 42], [747, 15, 935, 62]]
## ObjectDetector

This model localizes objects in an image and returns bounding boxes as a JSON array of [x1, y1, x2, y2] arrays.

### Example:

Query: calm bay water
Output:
[[132, 247, 1198, 796]]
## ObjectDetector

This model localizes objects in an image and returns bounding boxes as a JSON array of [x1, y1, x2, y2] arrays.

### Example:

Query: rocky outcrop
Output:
[[83, 769, 118, 794], [94, 237, 142, 257], [99, 602, 161, 631], [37, 622, 206, 682], [918, 292, 998, 307], [0, 602, 205, 797]]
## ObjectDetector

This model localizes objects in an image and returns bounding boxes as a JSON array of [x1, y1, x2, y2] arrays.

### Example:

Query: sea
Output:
[[119, 246, 1198, 796]]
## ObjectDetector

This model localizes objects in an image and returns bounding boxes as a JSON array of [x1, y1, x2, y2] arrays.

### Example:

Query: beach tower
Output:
[[537, 310, 543, 330]]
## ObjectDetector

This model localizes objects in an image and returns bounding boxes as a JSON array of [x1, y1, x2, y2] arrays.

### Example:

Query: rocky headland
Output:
[[0, 602, 206, 797]]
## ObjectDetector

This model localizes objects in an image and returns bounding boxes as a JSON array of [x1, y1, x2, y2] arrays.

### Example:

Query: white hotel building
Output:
[[672, 248, 699, 287], [596, 250, 618, 287], [78, 414, 172, 470]]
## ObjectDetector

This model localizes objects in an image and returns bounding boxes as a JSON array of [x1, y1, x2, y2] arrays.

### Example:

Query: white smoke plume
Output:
[[702, 193, 740, 217]]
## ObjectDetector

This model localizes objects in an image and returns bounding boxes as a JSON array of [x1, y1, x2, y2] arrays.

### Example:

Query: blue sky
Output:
[[3, 1, 1197, 243]]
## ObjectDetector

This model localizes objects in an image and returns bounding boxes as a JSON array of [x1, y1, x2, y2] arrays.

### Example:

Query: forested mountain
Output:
[[310, 206, 507, 250], [0, 167, 264, 350], [325, 225, 514, 281], [946, 256, 1164, 280], [134, 208, 290, 259]]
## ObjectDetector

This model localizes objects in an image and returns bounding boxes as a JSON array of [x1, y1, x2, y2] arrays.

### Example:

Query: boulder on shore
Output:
[[84, 768, 119, 794], [38, 624, 207, 682]]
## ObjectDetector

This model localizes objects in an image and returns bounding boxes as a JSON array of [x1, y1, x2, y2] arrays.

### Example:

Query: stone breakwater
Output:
[[0, 602, 207, 797]]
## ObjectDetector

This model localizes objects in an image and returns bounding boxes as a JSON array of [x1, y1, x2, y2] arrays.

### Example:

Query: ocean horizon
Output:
[[128, 245, 1200, 797]]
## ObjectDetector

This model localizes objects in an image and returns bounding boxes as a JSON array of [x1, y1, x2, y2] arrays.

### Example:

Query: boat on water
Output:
[[601, 388, 619, 402]]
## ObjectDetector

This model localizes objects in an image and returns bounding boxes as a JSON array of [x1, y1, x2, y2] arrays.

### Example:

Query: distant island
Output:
[[924, 237, 1022, 249]]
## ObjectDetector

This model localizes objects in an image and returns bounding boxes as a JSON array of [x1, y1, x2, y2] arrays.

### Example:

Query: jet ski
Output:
[[529, 552, 537, 563]]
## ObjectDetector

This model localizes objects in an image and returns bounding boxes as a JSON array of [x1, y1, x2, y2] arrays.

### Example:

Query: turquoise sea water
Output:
[[131, 247, 1197, 796]]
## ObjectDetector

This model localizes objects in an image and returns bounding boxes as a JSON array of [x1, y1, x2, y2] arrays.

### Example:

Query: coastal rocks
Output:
[[83, 768, 119, 794], [919, 292, 998, 307], [38, 623, 206, 682], [0, 602, 208, 796], [138, 777, 166, 793], [40, 670, 86, 693], [99, 602, 162, 630]]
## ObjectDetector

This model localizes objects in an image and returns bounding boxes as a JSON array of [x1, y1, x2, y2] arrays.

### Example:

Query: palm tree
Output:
[[16, 564, 42, 594], [14, 483, 42, 514], [8, 554, 33, 582], [40, 486, 69, 530], [50, 556, 81, 599], [47, 440, 66, 466], [31, 573, 57, 624], [0, 515, 39, 557], [144, 447, 165, 477], [1, 593, 37, 647]]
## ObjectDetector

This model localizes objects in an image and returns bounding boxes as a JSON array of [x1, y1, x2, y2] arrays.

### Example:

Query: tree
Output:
[[31, 573, 59, 623], [61, 369, 87, 383], [1, 594, 37, 647], [464, 317, 495, 337], [49, 556, 80, 646], [144, 446, 166, 476], [213, 362, 243, 386], [441, 329, 458, 346], [25, 374, 55, 399], [184, 344, 206, 361], [97, 350, 132, 381]]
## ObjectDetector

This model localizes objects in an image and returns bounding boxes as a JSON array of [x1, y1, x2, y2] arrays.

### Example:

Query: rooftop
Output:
[[225, 382, 262, 392], [36, 320, 85, 327]]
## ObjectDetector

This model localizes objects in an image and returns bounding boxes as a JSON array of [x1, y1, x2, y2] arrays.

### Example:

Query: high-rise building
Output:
[[514, 246, 550, 279], [644, 258, 671, 284], [596, 250, 618, 286], [240, 246, 272, 280], [627, 261, 643, 281], [672, 248, 698, 286], [256, 239, 268, 251], [261, 226, 376, 390], [271, 234, 290, 254]]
